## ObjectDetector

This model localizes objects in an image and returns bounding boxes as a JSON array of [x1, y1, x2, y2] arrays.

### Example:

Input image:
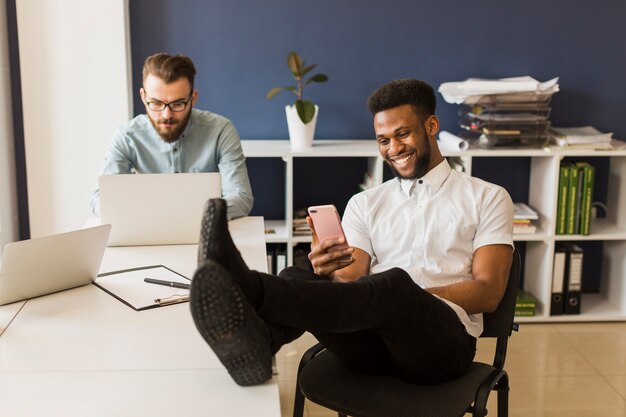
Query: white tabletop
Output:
[[0, 216, 279, 417], [0, 300, 24, 336]]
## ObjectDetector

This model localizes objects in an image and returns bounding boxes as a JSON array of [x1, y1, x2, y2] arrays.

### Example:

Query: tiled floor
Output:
[[274, 322, 626, 417]]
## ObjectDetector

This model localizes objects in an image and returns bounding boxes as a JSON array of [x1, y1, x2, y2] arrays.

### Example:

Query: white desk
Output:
[[0, 217, 280, 417], [0, 300, 24, 336]]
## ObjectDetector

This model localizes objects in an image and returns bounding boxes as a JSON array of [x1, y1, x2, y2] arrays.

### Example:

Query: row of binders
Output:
[[266, 245, 287, 276], [550, 243, 583, 315], [556, 161, 595, 235], [266, 245, 313, 275]]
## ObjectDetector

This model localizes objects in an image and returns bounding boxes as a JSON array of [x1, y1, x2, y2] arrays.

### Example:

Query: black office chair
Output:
[[293, 251, 521, 417]]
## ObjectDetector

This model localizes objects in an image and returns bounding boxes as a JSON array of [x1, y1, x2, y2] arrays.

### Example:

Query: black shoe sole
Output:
[[197, 198, 225, 265], [190, 260, 272, 386]]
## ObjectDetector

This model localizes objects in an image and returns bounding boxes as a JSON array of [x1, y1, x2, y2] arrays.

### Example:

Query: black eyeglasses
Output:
[[145, 93, 193, 112]]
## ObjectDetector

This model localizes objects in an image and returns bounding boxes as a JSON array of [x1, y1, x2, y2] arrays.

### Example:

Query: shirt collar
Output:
[[398, 159, 452, 197]]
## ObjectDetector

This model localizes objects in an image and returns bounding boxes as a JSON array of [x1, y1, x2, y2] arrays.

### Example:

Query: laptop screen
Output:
[[0, 225, 111, 306], [99, 173, 221, 246]]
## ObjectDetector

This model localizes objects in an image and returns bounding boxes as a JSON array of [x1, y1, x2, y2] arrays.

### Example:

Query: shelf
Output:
[[517, 294, 626, 323], [243, 139, 626, 324], [242, 139, 380, 158], [555, 140, 626, 157], [264, 220, 288, 243], [440, 140, 626, 158], [513, 233, 550, 242], [442, 146, 554, 158], [554, 218, 626, 241], [292, 235, 313, 244]]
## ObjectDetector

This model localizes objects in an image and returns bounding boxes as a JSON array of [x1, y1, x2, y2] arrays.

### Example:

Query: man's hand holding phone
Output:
[[307, 205, 355, 278]]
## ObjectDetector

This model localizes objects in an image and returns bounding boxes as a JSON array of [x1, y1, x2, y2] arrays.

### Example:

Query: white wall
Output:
[[0, 0, 18, 254], [16, 0, 132, 237]]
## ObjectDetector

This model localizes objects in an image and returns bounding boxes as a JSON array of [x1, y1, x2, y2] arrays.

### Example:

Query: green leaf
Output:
[[295, 99, 316, 124], [305, 73, 328, 85], [287, 52, 303, 76], [266, 87, 283, 100], [285, 86, 296, 91], [301, 64, 317, 77]]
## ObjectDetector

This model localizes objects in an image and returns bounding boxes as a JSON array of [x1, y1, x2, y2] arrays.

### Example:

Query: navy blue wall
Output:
[[129, 0, 626, 138], [129, 0, 626, 219]]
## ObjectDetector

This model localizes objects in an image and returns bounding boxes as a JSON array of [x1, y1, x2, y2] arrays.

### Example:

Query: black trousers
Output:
[[257, 266, 476, 384]]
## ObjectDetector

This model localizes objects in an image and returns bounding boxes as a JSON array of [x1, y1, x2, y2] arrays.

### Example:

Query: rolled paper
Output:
[[439, 130, 469, 151]]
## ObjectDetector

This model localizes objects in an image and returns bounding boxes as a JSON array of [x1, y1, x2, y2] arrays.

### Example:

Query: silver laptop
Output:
[[0, 225, 111, 306], [99, 173, 221, 246]]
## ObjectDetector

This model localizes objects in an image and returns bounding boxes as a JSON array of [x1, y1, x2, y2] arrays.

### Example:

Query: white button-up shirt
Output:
[[342, 159, 514, 338]]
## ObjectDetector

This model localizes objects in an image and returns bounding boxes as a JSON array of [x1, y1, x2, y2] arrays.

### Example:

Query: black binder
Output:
[[550, 247, 566, 315], [563, 243, 583, 315]]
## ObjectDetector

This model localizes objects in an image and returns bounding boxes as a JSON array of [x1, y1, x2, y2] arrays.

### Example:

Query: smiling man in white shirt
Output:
[[189, 79, 514, 387]]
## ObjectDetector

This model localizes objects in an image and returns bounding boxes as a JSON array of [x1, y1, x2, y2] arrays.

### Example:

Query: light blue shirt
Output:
[[91, 109, 253, 220]]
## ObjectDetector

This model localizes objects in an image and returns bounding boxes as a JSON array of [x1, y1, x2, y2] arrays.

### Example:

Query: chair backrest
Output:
[[481, 250, 521, 338]]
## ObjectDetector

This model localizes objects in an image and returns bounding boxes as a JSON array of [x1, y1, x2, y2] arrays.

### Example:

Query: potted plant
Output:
[[266, 52, 328, 150]]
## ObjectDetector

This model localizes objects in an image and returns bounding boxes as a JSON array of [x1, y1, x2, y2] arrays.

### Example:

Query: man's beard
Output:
[[148, 110, 192, 143], [387, 140, 432, 180]]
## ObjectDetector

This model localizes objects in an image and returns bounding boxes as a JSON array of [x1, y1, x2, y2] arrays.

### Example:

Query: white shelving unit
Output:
[[242, 139, 626, 323], [242, 139, 383, 251]]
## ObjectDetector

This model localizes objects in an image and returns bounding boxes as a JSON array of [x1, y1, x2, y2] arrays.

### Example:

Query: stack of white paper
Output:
[[550, 126, 613, 149], [439, 76, 560, 105]]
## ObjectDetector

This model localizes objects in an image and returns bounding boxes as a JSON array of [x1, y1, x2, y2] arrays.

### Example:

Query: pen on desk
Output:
[[144, 277, 190, 289]]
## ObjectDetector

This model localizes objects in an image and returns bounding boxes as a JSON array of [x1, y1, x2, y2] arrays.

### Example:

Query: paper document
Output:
[[513, 202, 539, 220], [438, 76, 560, 104], [95, 265, 190, 311], [551, 126, 613, 144]]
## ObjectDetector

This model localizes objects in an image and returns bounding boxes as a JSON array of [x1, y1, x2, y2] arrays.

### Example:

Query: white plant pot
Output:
[[285, 104, 318, 151]]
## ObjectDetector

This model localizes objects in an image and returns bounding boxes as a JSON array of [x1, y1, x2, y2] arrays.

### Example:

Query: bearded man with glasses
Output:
[[91, 52, 253, 220]]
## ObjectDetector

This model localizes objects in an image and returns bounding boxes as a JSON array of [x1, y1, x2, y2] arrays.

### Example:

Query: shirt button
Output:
[[418, 179, 423, 184], [173, 147, 178, 152]]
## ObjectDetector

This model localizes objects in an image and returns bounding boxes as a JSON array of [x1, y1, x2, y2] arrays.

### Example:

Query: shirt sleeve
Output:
[[216, 122, 253, 219], [473, 186, 514, 251], [90, 128, 135, 216], [341, 193, 374, 257]]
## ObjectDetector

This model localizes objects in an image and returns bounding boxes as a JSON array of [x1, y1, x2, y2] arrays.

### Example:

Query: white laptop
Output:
[[99, 173, 221, 246], [0, 224, 111, 306]]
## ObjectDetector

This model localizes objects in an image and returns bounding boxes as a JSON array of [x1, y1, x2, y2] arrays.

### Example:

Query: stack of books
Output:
[[292, 208, 312, 237], [513, 202, 538, 235], [556, 161, 595, 235], [438, 76, 559, 148], [515, 289, 538, 316], [550, 126, 613, 150], [293, 218, 311, 236]]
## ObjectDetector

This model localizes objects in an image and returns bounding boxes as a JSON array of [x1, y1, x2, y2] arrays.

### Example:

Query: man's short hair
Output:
[[367, 79, 436, 119], [142, 52, 197, 88]]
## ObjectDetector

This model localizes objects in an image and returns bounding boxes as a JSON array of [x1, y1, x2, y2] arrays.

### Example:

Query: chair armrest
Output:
[[297, 342, 326, 376]]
